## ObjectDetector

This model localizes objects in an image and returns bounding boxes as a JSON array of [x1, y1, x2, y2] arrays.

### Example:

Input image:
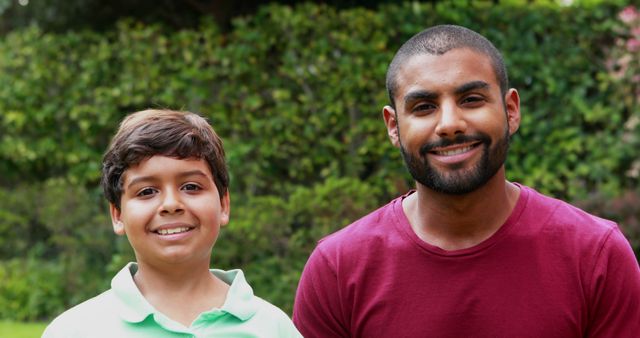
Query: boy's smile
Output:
[[110, 156, 230, 267], [153, 223, 194, 236]]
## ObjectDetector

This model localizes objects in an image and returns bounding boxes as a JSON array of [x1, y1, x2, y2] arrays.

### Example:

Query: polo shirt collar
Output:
[[210, 269, 258, 321], [111, 262, 154, 323], [111, 263, 258, 324]]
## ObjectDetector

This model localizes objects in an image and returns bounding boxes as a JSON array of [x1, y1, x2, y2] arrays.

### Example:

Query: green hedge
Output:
[[0, 1, 638, 320]]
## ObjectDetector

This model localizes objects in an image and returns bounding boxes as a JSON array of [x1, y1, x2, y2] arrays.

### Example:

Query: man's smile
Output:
[[429, 141, 482, 156]]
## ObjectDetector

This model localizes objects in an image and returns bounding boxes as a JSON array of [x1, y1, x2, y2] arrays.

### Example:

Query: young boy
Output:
[[43, 109, 302, 337]]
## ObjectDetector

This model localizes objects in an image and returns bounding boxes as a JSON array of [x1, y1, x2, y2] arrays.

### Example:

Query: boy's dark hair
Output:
[[386, 25, 509, 108], [101, 109, 229, 210]]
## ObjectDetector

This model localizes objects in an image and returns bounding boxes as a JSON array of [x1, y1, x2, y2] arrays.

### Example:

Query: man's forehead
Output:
[[395, 49, 496, 91], [400, 47, 491, 71]]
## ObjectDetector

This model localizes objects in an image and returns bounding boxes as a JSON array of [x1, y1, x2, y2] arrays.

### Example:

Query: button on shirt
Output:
[[43, 263, 302, 338]]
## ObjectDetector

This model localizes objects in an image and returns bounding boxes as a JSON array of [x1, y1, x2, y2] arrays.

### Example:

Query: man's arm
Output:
[[587, 226, 640, 337], [293, 247, 350, 338]]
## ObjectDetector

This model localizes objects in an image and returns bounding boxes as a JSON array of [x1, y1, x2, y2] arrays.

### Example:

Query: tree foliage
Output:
[[0, 1, 637, 320]]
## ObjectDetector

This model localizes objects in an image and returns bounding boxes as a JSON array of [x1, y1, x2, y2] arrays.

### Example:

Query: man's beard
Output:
[[399, 126, 510, 195]]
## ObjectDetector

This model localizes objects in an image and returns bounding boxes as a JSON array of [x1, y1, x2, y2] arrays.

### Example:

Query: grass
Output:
[[0, 321, 47, 338]]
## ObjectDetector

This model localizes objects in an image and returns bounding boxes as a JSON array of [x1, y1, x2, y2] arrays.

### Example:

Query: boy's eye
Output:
[[137, 188, 156, 197], [182, 183, 201, 191]]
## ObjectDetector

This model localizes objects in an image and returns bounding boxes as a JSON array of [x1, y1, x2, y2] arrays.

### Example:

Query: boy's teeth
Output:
[[436, 145, 474, 156], [157, 227, 190, 235]]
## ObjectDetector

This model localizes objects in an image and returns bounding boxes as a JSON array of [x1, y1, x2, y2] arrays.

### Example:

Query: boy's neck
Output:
[[133, 260, 230, 327]]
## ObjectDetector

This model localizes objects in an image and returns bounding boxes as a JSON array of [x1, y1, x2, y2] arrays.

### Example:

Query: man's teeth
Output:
[[435, 145, 474, 156], [157, 227, 191, 235]]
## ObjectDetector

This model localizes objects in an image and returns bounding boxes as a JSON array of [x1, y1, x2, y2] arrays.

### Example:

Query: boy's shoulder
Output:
[[42, 289, 120, 337], [212, 268, 291, 320], [212, 268, 302, 336], [252, 295, 295, 321], [42, 263, 147, 338]]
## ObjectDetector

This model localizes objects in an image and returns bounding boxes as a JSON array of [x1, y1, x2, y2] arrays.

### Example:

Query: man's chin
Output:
[[413, 164, 492, 194]]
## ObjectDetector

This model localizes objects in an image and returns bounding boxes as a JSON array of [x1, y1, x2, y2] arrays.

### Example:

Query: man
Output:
[[293, 25, 640, 337]]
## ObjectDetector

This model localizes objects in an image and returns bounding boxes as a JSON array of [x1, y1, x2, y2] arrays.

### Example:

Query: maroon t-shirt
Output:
[[293, 185, 640, 337]]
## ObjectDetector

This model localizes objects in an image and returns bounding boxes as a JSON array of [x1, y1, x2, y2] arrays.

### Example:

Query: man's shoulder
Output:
[[523, 185, 617, 234], [315, 195, 404, 253], [43, 289, 118, 337]]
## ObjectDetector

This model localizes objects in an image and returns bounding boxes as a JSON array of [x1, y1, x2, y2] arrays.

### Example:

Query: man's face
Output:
[[383, 48, 520, 194]]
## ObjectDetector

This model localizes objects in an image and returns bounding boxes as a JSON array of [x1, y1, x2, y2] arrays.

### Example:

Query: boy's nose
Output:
[[159, 191, 185, 215]]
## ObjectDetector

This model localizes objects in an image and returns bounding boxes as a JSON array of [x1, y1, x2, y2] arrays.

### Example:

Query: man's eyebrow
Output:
[[454, 81, 490, 95], [403, 90, 438, 106]]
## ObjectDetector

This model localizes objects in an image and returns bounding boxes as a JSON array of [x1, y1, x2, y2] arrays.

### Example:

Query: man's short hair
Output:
[[386, 25, 509, 108], [101, 109, 229, 210]]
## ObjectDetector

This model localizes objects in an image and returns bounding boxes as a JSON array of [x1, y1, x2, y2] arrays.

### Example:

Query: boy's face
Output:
[[110, 156, 230, 267]]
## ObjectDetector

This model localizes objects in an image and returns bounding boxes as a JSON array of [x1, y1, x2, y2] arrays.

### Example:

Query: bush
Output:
[[0, 1, 637, 320], [215, 176, 381, 313], [0, 180, 114, 320], [1, 2, 635, 201], [0, 258, 65, 321]]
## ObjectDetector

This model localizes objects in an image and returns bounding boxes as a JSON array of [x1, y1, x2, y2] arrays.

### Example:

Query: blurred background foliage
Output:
[[0, 0, 638, 321]]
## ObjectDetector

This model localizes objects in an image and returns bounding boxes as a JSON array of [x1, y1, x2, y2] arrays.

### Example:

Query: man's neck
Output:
[[133, 259, 229, 327], [403, 168, 520, 251]]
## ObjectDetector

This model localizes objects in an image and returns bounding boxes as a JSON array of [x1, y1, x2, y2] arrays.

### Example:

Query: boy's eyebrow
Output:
[[125, 176, 152, 191], [126, 170, 211, 190], [454, 81, 489, 95], [177, 170, 211, 180]]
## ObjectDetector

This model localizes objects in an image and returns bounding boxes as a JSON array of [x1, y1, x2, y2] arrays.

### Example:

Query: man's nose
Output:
[[434, 101, 467, 138]]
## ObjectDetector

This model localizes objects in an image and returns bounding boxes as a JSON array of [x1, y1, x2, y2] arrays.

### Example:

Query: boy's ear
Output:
[[383, 105, 400, 148], [219, 191, 230, 227], [109, 203, 126, 236]]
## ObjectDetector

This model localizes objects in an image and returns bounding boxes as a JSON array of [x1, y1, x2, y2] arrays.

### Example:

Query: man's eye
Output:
[[462, 96, 484, 104], [137, 188, 156, 197], [413, 103, 436, 113], [182, 183, 201, 191]]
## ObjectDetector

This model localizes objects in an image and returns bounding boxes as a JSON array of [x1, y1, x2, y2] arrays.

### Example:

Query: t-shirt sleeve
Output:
[[293, 245, 350, 338], [587, 226, 640, 337]]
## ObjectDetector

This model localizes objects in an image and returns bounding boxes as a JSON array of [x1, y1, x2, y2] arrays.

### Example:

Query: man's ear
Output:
[[109, 203, 126, 236], [383, 105, 400, 148], [219, 191, 230, 227], [504, 88, 521, 136]]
